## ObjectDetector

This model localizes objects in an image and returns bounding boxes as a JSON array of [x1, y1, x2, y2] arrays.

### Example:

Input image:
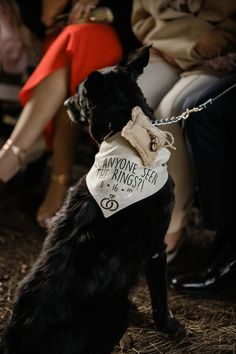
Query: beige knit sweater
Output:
[[132, 0, 236, 70]]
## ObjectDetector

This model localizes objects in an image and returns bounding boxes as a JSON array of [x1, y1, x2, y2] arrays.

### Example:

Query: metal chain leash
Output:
[[150, 82, 236, 127]]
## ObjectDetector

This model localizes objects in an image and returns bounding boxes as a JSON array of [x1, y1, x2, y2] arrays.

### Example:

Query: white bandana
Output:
[[86, 107, 172, 217]]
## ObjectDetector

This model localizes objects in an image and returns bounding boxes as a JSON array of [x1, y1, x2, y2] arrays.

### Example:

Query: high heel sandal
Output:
[[2, 139, 26, 167], [0, 139, 26, 187], [36, 173, 70, 229]]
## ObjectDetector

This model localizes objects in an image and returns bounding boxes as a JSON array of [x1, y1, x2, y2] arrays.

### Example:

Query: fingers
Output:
[[69, 1, 98, 23], [69, 2, 82, 23], [83, 3, 97, 18]]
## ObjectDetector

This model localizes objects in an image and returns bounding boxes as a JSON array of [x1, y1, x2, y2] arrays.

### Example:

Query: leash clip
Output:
[[182, 106, 204, 120]]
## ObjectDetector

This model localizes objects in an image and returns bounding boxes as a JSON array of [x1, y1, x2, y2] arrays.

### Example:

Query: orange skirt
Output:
[[19, 23, 123, 147]]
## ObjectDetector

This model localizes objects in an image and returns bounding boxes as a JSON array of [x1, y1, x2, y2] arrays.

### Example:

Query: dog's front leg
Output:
[[145, 248, 181, 334]]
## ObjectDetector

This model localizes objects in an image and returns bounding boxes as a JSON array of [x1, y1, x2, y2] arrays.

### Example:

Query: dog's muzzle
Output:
[[64, 83, 91, 123]]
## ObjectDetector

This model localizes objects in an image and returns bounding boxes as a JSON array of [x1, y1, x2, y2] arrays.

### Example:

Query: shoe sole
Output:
[[170, 282, 236, 299]]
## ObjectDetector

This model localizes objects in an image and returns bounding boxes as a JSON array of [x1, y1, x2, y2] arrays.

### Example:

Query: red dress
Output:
[[19, 23, 123, 147]]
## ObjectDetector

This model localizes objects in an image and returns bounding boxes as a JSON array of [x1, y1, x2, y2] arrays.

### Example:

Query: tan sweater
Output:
[[132, 0, 236, 70]]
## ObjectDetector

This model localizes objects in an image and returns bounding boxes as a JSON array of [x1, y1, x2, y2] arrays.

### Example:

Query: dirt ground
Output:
[[0, 158, 236, 354]]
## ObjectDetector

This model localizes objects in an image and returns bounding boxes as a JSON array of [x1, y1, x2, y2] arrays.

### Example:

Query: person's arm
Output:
[[41, 0, 101, 35], [41, 0, 101, 33], [132, 1, 212, 63]]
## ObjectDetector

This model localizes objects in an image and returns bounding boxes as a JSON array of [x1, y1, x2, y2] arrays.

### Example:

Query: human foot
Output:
[[36, 173, 70, 228], [171, 246, 236, 294], [165, 228, 185, 263]]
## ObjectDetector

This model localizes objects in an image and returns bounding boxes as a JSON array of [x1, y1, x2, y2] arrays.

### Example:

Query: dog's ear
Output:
[[84, 71, 106, 101], [118, 46, 150, 80]]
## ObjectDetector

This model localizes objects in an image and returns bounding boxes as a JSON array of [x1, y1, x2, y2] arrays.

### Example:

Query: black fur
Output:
[[1, 47, 181, 354]]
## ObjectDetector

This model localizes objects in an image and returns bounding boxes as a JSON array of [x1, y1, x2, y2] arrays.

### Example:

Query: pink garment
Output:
[[0, 0, 29, 74]]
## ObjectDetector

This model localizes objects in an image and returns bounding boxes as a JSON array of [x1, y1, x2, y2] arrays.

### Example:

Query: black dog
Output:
[[1, 47, 180, 354]]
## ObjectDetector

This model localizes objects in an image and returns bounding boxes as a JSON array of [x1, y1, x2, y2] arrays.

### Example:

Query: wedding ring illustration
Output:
[[100, 195, 119, 211]]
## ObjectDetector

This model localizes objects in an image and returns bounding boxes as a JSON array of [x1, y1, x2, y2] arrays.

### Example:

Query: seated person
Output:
[[0, 0, 139, 228], [0, 0, 41, 131], [133, 0, 236, 261], [171, 72, 236, 292]]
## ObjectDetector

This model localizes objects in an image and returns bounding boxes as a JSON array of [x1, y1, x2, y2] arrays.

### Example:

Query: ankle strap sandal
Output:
[[2, 139, 27, 169], [51, 173, 71, 186]]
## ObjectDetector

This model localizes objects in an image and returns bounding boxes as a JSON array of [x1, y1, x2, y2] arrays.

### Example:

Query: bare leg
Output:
[[156, 74, 221, 260], [0, 66, 69, 182], [162, 122, 194, 262], [36, 105, 79, 228]]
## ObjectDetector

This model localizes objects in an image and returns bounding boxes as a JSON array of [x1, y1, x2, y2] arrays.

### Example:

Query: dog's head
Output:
[[65, 46, 153, 143]]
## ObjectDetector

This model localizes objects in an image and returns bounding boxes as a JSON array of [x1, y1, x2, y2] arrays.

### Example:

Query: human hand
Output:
[[195, 28, 236, 59], [69, 0, 100, 23]]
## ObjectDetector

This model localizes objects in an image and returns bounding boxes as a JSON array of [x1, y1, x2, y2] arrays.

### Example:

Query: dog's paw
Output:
[[154, 310, 184, 334], [119, 333, 133, 351], [156, 316, 182, 334]]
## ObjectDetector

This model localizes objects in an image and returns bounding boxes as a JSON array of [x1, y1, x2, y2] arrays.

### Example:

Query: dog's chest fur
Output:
[[42, 173, 172, 299]]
